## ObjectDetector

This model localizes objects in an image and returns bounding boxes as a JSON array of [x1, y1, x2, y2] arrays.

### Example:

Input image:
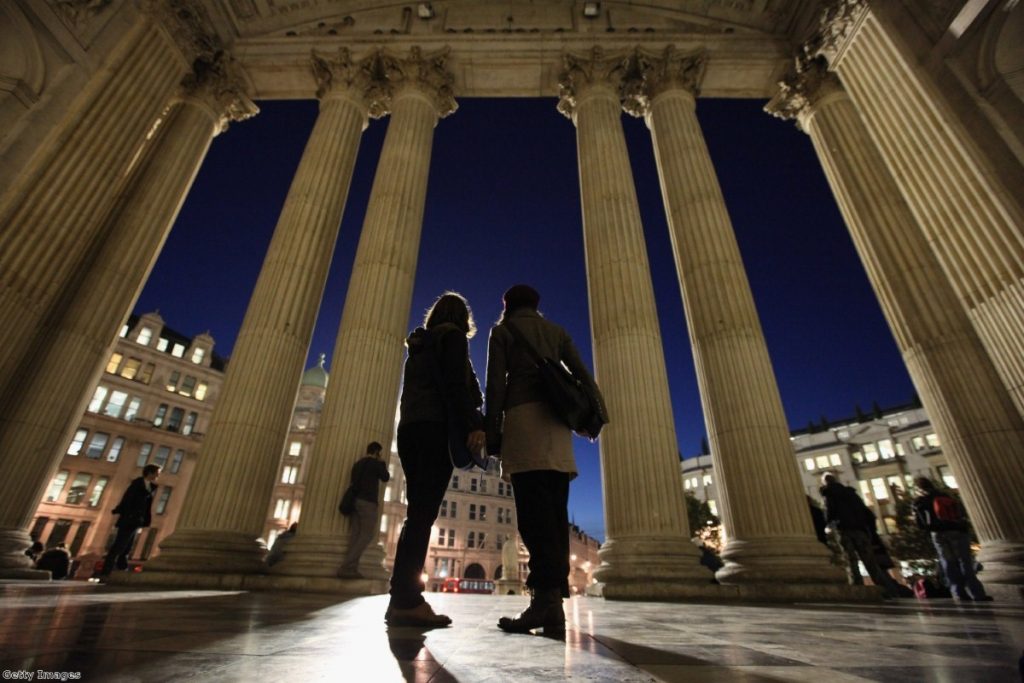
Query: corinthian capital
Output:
[[765, 56, 844, 130], [142, 0, 219, 64], [620, 46, 707, 118], [806, 0, 869, 66], [179, 51, 259, 133], [311, 48, 392, 118], [556, 47, 631, 120], [388, 46, 458, 119]]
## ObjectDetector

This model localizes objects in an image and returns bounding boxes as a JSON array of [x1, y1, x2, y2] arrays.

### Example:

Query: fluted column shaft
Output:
[[815, 3, 1024, 415], [557, 50, 707, 599], [148, 57, 376, 574], [0, 85, 251, 575], [280, 48, 456, 579], [0, 16, 191, 400], [773, 69, 1024, 585], [629, 51, 838, 586]]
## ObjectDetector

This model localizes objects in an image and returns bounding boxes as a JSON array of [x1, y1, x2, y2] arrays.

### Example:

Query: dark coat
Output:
[[112, 476, 157, 529], [350, 456, 390, 504], [398, 323, 483, 434], [820, 481, 873, 533], [36, 548, 71, 580], [913, 491, 968, 533]]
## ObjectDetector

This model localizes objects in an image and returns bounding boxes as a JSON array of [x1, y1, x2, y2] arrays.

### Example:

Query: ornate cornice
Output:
[[179, 51, 259, 133], [620, 46, 707, 118], [311, 48, 391, 118], [807, 0, 869, 67], [765, 56, 844, 131], [142, 0, 220, 64], [556, 47, 631, 120]]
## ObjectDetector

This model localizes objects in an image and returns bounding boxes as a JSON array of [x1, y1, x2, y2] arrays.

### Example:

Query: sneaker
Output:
[[385, 602, 452, 628]]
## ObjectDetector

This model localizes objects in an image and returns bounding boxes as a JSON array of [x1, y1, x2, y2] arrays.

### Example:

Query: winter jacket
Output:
[[398, 322, 483, 434], [350, 456, 390, 504], [112, 476, 157, 529], [820, 481, 873, 533], [913, 491, 968, 533]]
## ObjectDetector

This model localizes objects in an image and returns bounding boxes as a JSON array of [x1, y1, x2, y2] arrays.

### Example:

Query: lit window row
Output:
[[44, 470, 109, 507], [67, 429, 124, 462], [804, 452, 843, 472], [165, 371, 209, 401], [126, 326, 207, 364], [105, 353, 155, 384], [683, 475, 711, 489], [137, 443, 186, 474]]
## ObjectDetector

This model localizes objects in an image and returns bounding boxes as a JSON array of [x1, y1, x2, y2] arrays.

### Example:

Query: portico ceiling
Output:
[[202, 0, 822, 99]]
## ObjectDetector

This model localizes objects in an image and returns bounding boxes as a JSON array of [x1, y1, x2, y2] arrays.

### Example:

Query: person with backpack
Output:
[[912, 476, 991, 602], [820, 472, 901, 598]]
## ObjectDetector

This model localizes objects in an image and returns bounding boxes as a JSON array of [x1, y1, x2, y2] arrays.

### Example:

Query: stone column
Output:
[[812, 0, 1024, 416], [0, 55, 257, 577], [0, 0, 211, 400], [277, 47, 456, 580], [145, 49, 387, 575], [622, 47, 843, 591], [767, 59, 1024, 588], [556, 48, 709, 600]]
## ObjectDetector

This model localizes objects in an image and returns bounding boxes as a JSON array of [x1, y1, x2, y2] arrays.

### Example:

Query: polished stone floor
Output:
[[1, 582, 1022, 682]]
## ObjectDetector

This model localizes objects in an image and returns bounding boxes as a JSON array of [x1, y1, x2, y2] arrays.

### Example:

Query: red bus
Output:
[[440, 578, 495, 594]]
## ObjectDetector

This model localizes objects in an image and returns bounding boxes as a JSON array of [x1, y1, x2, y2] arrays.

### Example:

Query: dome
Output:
[[301, 353, 329, 388]]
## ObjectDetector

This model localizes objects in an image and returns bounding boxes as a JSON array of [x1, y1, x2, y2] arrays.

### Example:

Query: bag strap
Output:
[[503, 320, 545, 368]]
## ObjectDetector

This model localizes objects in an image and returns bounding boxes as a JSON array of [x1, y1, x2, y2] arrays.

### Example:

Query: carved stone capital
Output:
[[179, 51, 259, 133], [620, 46, 707, 118], [764, 56, 844, 130], [50, 0, 112, 29], [388, 46, 458, 119], [556, 47, 631, 120], [141, 0, 220, 64], [311, 48, 391, 118], [807, 0, 869, 66]]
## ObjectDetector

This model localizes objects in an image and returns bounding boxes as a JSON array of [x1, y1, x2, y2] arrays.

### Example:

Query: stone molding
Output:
[[808, 0, 869, 67], [620, 45, 707, 119], [141, 0, 220, 64], [764, 56, 844, 131], [389, 46, 457, 118], [556, 46, 631, 120], [179, 51, 259, 132], [50, 0, 113, 28]]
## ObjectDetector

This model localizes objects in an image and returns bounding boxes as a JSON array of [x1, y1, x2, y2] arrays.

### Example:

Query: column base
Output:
[[717, 536, 847, 585], [600, 580, 881, 603], [977, 541, 1024, 586], [271, 533, 389, 581], [109, 568, 388, 595], [143, 529, 266, 575], [495, 579, 524, 596], [593, 535, 713, 598]]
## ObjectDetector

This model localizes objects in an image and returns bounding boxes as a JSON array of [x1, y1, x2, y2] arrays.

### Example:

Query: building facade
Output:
[[683, 403, 954, 541], [30, 312, 225, 574]]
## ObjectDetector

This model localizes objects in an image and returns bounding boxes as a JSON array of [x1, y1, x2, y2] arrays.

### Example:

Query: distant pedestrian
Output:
[[820, 472, 900, 598], [25, 541, 44, 563], [99, 464, 160, 576], [337, 442, 390, 579], [36, 542, 71, 580], [265, 522, 298, 568], [913, 476, 991, 602]]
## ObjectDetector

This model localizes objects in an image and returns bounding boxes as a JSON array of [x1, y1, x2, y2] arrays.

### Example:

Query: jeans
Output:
[[340, 499, 378, 573], [511, 470, 571, 598], [390, 422, 453, 609], [932, 530, 988, 600], [838, 528, 900, 597]]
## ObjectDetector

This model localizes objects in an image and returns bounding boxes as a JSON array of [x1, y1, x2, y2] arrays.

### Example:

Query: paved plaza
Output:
[[1, 582, 1022, 682]]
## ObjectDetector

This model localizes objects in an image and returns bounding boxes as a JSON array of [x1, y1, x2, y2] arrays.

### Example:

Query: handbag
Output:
[[338, 484, 357, 515], [425, 331, 488, 471], [504, 321, 608, 438]]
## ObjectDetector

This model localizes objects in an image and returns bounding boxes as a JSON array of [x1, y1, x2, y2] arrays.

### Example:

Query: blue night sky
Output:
[[135, 97, 916, 541]]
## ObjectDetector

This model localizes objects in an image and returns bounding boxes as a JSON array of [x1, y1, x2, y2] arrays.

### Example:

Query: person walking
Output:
[[484, 284, 605, 636], [387, 292, 486, 627], [337, 441, 390, 579], [913, 476, 991, 602], [820, 472, 900, 598], [98, 464, 160, 577]]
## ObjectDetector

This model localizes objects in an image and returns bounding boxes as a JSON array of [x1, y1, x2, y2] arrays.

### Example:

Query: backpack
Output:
[[932, 494, 963, 523]]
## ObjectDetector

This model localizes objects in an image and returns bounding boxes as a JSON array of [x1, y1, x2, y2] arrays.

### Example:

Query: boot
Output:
[[497, 588, 565, 636]]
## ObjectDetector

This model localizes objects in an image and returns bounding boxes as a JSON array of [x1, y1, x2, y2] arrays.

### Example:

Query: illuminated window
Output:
[[870, 477, 888, 501], [137, 443, 153, 468], [85, 433, 109, 459], [107, 437, 124, 463], [153, 404, 168, 427], [925, 433, 940, 448], [684, 479, 691, 490], [67, 429, 87, 456], [165, 371, 180, 392], [886, 475, 904, 492], [156, 337, 169, 352], [895, 442, 906, 456], [119, 325, 129, 338], [87, 386, 108, 413], [182, 412, 198, 436], [171, 343, 185, 358], [195, 382, 208, 401], [120, 358, 141, 380], [45, 471, 69, 502], [858, 480, 872, 503], [65, 474, 92, 505], [803, 458, 815, 471], [829, 453, 842, 466], [103, 391, 128, 418], [707, 500, 717, 516], [863, 444, 879, 462], [124, 398, 141, 421], [167, 407, 184, 432], [912, 436, 925, 450], [878, 439, 895, 460], [152, 446, 170, 468], [384, 486, 392, 503], [170, 449, 185, 474], [88, 477, 109, 507], [105, 353, 123, 374], [136, 326, 153, 345], [938, 466, 957, 489], [288, 442, 302, 457], [273, 499, 291, 519], [703, 474, 713, 486], [179, 376, 196, 398], [191, 347, 206, 364], [155, 487, 172, 515], [282, 465, 298, 484], [380, 514, 388, 533]]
